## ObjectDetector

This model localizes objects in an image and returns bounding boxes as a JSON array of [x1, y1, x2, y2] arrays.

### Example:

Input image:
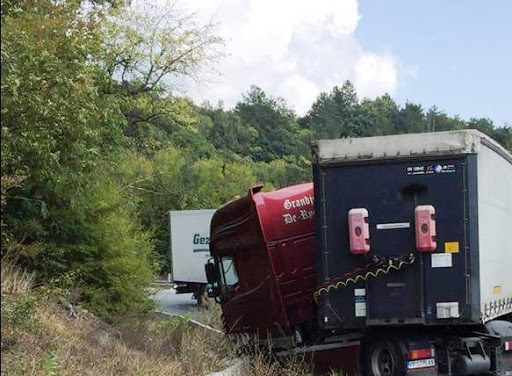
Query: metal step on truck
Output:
[[205, 130, 512, 376]]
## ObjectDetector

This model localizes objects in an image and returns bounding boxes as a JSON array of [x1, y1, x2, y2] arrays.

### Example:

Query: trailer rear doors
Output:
[[314, 156, 475, 328]]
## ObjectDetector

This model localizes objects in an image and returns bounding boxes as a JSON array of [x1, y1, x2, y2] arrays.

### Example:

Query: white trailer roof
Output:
[[312, 130, 512, 163]]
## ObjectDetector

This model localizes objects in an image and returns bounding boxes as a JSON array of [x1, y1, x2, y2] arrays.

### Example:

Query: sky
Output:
[[173, 0, 511, 125]]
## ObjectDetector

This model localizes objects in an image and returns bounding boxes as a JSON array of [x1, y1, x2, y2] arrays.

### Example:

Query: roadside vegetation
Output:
[[1, 258, 340, 375], [1, 255, 225, 375]]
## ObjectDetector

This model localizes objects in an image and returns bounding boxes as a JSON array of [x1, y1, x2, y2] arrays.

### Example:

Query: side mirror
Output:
[[205, 259, 218, 284]]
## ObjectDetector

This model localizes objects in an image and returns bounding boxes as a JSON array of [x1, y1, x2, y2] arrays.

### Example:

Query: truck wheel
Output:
[[364, 337, 405, 376]]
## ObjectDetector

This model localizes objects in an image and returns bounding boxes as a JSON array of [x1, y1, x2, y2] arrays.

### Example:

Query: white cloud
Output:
[[279, 74, 319, 114], [170, 0, 408, 114], [354, 53, 398, 100]]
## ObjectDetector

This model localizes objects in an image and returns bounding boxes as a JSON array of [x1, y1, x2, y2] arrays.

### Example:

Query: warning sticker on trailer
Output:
[[444, 241, 460, 253]]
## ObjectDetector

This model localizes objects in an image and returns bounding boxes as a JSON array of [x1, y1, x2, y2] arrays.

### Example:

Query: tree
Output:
[[467, 117, 495, 135], [130, 146, 187, 272], [1, 1, 122, 184], [201, 107, 258, 156], [360, 94, 398, 136], [98, 2, 223, 156], [424, 106, 465, 132], [394, 102, 427, 134], [0, 0, 222, 320], [490, 125, 512, 153], [302, 81, 364, 139], [100, 2, 223, 96], [235, 86, 306, 162], [252, 157, 311, 189], [467, 118, 512, 153]]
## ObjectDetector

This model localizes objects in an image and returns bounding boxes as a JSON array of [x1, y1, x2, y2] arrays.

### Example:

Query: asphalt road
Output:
[[151, 288, 197, 315]]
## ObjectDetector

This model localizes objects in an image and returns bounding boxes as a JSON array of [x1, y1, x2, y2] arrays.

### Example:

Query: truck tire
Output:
[[363, 337, 405, 376]]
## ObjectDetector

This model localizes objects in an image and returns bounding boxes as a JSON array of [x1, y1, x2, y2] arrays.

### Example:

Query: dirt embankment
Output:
[[1, 260, 327, 376]]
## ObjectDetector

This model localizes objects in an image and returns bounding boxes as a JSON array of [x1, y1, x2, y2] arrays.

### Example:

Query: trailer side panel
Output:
[[477, 142, 512, 321]]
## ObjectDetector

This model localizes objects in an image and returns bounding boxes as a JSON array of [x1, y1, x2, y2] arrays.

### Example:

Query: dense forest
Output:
[[2, 1, 511, 320]]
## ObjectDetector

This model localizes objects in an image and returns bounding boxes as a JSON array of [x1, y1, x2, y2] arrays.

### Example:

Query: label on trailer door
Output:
[[376, 222, 411, 230], [354, 288, 366, 317], [431, 253, 452, 268]]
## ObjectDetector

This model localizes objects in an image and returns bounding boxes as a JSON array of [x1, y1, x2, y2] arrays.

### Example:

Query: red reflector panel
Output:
[[408, 347, 435, 360], [348, 208, 370, 254], [415, 205, 437, 252]]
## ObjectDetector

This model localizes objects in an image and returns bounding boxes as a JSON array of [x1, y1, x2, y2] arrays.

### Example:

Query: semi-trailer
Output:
[[205, 130, 512, 375]]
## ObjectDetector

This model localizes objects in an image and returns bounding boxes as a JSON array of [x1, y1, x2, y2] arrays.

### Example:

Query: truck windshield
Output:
[[220, 256, 239, 292]]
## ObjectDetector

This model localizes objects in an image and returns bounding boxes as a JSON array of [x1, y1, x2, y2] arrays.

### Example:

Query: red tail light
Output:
[[408, 347, 435, 360], [415, 205, 437, 252], [505, 341, 512, 351], [348, 208, 370, 254]]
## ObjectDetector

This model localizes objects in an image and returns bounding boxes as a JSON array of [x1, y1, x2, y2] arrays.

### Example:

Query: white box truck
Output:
[[169, 209, 216, 303]]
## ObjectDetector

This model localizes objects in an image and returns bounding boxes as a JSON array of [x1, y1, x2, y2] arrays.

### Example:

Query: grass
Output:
[[1, 257, 34, 296], [1, 259, 343, 376]]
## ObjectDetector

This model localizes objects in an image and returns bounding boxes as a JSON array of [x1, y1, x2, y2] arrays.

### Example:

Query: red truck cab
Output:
[[206, 183, 317, 348]]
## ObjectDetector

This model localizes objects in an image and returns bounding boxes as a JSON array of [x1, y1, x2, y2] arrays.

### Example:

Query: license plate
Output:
[[407, 358, 436, 370]]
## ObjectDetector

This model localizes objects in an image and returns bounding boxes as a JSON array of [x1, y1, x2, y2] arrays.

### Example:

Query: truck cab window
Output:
[[220, 256, 239, 292]]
